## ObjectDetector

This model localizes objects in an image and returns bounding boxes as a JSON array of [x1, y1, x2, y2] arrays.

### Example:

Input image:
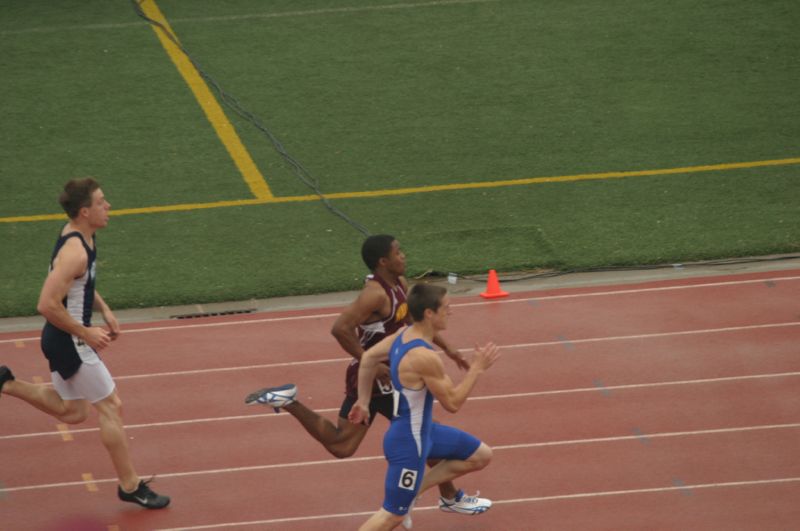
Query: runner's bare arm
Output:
[[37, 238, 111, 350], [331, 283, 387, 361], [349, 331, 400, 424], [94, 291, 120, 339], [413, 342, 501, 412], [432, 333, 470, 370]]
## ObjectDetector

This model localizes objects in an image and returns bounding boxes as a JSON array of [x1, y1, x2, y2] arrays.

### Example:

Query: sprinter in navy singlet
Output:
[[0, 178, 169, 509], [41, 230, 100, 380]]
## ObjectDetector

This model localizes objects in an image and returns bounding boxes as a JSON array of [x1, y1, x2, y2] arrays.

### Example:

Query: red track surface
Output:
[[1, 269, 799, 530]]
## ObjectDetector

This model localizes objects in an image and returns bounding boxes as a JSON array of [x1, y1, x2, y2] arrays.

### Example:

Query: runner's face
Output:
[[431, 295, 451, 331], [385, 240, 406, 276], [85, 188, 111, 228]]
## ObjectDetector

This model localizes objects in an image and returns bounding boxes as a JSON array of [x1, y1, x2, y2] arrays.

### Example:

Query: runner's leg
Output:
[[2, 378, 89, 424], [358, 508, 404, 531], [418, 443, 492, 496], [94, 390, 139, 491], [283, 399, 371, 458]]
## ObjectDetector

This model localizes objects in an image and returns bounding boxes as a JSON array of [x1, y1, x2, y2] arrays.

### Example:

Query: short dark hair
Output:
[[407, 284, 447, 321], [59, 178, 100, 219], [361, 234, 396, 271]]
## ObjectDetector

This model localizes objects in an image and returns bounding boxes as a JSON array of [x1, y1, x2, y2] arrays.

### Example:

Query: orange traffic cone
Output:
[[480, 269, 509, 299]]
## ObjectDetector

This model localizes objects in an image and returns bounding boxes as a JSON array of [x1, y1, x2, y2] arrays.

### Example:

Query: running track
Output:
[[1, 269, 799, 530]]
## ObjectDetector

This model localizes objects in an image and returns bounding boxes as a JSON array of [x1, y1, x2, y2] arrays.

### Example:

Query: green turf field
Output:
[[1, 0, 798, 317]]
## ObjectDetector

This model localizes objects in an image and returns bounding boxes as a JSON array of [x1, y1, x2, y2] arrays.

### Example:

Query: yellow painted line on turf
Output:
[[32, 376, 44, 384], [82, 473, 99, 492], [138, 0, 273, 200], [56, 424, 73, 442], [15, 340, 25, 348], [108, 526, 121, 531], [2, 157, 799, 223], [304, 156, 800, 201]]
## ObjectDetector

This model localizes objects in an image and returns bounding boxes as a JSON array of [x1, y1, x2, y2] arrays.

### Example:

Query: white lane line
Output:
[[0, 407, 336, 441], [498, 322, 800, 351], [4, 320, 798, 384], [3, 274, 798, 344], [455, 274, 800, 308], [493, 422, 800, 451], [115, 357, 345, 380], [470, 371, 800, 402], [3, 371, 798, 441], [155, 476, 800, 529], [4, 423, 799, 493], [111, 321, 800, 380], [492, 476, 800, 505]]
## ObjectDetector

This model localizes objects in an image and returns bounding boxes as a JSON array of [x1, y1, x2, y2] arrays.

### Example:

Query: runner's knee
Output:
[[470, 443, 493, 470], [61, 405, 89, 425], [329, 438, 359, 459], [329, 419, 367, 458], [95, 392, 124, 422]]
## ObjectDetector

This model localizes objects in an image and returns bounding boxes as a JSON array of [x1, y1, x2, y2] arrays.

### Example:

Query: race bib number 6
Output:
[[398, 468, 418, 491]]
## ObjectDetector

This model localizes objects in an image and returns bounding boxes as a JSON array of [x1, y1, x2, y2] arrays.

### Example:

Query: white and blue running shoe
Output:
[[245, 383, 297, 412], [439, 490, 492, 515]]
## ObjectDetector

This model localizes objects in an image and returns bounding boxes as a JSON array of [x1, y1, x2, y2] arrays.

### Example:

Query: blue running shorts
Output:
[[382, 423, 481, 515]]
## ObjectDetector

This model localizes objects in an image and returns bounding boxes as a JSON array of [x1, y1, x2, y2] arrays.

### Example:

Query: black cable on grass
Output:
[[130, 0, 371, 236], [131, 2, 795, 280]]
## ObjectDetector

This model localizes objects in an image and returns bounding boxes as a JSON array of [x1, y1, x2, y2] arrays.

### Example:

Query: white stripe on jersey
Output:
[[64, 260, 94, 325], [400, 386, 428, 457]]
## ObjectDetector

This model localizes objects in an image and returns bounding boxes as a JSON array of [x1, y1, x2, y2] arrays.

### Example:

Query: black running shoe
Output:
[[118, 478, 170, 509], [0, 366, 14, 394]]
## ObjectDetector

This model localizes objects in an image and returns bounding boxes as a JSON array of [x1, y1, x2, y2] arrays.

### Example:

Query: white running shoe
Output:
[[245, 384, 297, 412], [439, 490, 492, 515]]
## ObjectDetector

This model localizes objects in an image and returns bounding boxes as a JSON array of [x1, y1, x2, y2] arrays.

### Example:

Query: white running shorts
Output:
[[51, 360, 115, 403]]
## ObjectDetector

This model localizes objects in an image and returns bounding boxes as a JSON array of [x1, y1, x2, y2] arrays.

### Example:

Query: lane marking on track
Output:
[[5, 423, 800, 493], [3, 371, 799, 441], [632, 427, 651, 445], [114, 357, 345, 381], [153, 477, 800, 529], [465, 371, 800, 402], [6, 320, 799, 382], [592, 379, 612, 396], [671, 478, 693, 496], [56, 424, 73, 442], [81, 473, 98, 492], [454, 274, 800, 308], [492, 476, 800, 505], [497, 321, 800, 351], [491, 422, 800, 451], [2, 275, 799, 343]]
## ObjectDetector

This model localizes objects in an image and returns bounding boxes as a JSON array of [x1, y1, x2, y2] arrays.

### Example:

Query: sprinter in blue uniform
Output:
[[349, 284, 501, 530]]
